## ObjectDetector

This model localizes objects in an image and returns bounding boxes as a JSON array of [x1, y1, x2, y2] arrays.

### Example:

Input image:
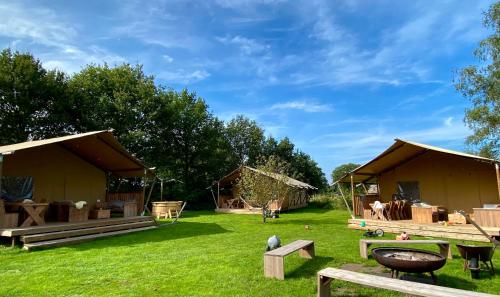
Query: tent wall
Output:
[[378, 151, 498, 212], [2, 144, 106, 207]]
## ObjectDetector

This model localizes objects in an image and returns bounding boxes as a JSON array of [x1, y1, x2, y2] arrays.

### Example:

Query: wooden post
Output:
[[496, 163, 500, 202]]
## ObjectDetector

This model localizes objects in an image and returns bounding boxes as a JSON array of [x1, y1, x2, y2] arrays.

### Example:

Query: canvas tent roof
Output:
[[217, 165, 317, 190], [335, 139, 499, 184], [0, 130, 150, 178]]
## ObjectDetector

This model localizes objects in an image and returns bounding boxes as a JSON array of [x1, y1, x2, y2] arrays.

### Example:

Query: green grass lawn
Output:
[[0, 208, 498, 297]]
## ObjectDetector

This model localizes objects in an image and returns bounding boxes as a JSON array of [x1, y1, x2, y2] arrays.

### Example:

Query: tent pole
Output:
[[160, 179, 164, 201], [210, 186, 219, 209], [496, 163, 500, 202], [142, 178, 156, 216], [350, 174, 355, 213], [217, 181, 220, 208], [0, 155, 3, 202], [335, 182, 354, 219], [141, 170, 147, 214]]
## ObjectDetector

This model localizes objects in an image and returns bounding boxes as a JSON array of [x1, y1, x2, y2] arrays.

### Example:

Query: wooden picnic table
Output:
[[5, 202, 49, 227]]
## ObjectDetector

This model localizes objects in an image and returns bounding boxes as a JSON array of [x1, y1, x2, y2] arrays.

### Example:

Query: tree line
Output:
[[0, 49, 328, 208]]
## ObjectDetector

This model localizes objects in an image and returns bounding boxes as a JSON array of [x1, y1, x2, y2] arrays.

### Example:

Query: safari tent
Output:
[[0, 130, 150, 211], [336, 139, 500, 213], [212, 165, 317, 213]]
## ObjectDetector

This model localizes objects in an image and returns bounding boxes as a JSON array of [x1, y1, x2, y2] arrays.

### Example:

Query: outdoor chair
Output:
[[107, 200, 137, 217]]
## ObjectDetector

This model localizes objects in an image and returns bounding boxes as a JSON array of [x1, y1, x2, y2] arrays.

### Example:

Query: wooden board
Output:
[[21, 221, 155, 243], [317, 268, 498, 297], [0, 216, 153, 237], [23, 226, 157, 251], [348, 219, 499, 242], [265, 240, 314, 257]]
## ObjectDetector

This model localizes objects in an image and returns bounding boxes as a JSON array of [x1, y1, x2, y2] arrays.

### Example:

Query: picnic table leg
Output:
[[299, 243, 315, 259], [438, 244, 452, 259], [317, 274, 331, 297]]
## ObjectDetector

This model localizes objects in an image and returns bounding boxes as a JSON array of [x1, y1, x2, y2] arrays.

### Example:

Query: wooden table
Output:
[[6, 202, 49, 227]]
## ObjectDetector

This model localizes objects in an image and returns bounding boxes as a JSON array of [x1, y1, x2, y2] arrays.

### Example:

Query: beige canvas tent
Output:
[[0, 130, 151, 210], [212, 165, 317, 213], [336, 139, 500, 213]]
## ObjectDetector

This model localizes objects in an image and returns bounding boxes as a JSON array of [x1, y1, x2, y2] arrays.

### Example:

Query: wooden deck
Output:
[[0, 216, 157, 250], [348, 218, 500, 242]]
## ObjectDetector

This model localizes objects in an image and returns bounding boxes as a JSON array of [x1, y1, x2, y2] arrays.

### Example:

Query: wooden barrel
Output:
[[152, 201, 183, 217]]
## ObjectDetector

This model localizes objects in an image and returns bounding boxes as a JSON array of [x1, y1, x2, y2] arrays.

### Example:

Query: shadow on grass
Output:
[[285, 207, 333, 214], [67, 221, 230, 251], [270, 218, 343, 226], [286, 256, 334, 279]]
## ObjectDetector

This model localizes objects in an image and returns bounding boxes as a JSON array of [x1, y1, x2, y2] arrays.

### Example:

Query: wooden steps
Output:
[[21, 221, 155, 243], [23, 226, 157, 251], [348, 219, 499, 242], [0, 216, 158, 250], [1, 216, 153, 237]]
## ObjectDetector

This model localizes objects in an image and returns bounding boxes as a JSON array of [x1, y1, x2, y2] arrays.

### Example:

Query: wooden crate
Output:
[[411, 206, 437, 224], [89, 209, 111, 220], [68, 207, 89, 223], [448, 213, 467, 224], [473, 208, 500, 227]]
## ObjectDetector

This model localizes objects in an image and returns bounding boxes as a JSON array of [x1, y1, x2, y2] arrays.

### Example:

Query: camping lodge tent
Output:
[[0, 130, 151, 214], [335, 139, 500, 215], [212, 165, 317, 212]]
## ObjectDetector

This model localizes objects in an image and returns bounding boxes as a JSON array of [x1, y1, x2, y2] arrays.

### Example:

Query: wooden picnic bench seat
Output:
[[360, 239, 452, 259], [317, 268, 497, 297], [264, 239, 314, 280]]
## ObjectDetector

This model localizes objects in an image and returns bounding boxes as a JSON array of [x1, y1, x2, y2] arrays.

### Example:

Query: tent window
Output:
[[397, 181, 420, 202], [1, 176, 34, 202]]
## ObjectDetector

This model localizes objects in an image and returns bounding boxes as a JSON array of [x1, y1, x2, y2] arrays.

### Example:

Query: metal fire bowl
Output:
[[372, 247, 447, 273], [456, 244, 494, 261]]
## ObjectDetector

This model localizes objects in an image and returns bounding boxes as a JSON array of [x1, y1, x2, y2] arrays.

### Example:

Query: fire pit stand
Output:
[[372, 247, 447, 284]]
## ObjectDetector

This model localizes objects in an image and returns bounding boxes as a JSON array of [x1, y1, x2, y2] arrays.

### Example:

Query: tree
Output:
[[331, 163, 361, 198], [0, 49, 70, 144], [291, 151, 329, 191], [225, 115, 265, 166], [240, 156, 291, 222], [455, 2, 500, 159]]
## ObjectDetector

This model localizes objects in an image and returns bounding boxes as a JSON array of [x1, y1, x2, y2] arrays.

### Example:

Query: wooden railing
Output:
[[106, 192, 144, 213]]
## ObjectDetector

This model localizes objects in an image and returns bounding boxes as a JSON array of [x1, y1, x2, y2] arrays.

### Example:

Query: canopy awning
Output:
[[335, 139, 498, 184], [0, 130, 152, 178]]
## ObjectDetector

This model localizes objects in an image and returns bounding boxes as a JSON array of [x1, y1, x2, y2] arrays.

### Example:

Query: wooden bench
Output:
[[360, 239, 452, 259], [317, 268, 497, 297], [264, 239, 314, 280]]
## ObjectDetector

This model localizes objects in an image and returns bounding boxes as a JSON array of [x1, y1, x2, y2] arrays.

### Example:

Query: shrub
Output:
[[309, 193, 347, 210]]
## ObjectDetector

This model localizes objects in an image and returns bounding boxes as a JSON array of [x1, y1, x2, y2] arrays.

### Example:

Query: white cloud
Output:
[[270, 100, 332, 113], [158, 69, 210, 84], [162, 54, 174, 63], [216, 35, 270, 55]]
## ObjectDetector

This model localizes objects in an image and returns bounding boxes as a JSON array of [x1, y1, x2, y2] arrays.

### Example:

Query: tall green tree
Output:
[[68, 63, 157, 156], [331, 163, 361, 197], [225, 115, 265, 166], [455, 2, 500, 159], [0, 49, 70, 144]]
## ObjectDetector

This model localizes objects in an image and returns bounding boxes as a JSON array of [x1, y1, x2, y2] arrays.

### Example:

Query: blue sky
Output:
[[0, 0, 495, 181]]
